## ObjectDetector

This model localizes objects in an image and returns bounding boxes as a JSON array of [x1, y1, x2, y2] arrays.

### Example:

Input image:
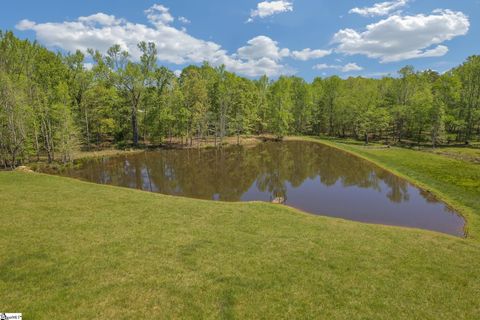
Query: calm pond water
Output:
[[61, 141, 464, 236]]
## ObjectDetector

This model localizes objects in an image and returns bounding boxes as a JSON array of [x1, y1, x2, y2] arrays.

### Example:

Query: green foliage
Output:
[[456, 56, 480, 142], [268, 76, 294, 138], [1, 30, 480, 166]]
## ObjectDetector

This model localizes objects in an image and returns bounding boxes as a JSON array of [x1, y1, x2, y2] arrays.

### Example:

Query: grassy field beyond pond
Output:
[[1, 138, 480, 319]]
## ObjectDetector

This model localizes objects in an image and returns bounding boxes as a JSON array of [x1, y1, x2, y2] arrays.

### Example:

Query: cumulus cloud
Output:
[[349, 0, 408, 17], [313, 62, 363, 72], [342, 62, 364, 72], [291, 48, 332, 61], [78, 13, 122, 26], [145, 4, 174, 26], [333, 9, 469, 63], [15, 4, 296, 77], [248, 0, 293, 22], [229, 36, 294, 76], [236, 36, 290, 61]]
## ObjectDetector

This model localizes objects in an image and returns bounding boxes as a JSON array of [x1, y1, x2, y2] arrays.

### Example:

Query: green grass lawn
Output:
[[427, 147, 480, 164], [1, 138, 480, 319]]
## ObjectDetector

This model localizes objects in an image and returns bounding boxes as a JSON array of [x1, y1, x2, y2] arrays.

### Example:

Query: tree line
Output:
[[1, 30, 479, 168]]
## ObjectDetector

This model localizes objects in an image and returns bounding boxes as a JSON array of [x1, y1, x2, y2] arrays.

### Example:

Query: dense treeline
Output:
[[1, 31, 479, 168]]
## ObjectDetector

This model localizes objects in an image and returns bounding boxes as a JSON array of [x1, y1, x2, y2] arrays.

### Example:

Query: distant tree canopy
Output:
[[1, 30, 480, 167]]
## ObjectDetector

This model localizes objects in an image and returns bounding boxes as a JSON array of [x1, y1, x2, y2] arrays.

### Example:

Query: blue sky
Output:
[[1, 0, 479, 80]]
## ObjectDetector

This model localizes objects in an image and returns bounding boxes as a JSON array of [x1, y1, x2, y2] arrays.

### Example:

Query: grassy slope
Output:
[[428, 147, 480, 164], [1, 139, 480, 319]]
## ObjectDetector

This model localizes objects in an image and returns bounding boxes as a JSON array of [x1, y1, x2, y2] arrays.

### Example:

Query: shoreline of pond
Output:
[[8, 135, 474, 239], [292, 136, 472, 239], [52, 138, 466, 237]]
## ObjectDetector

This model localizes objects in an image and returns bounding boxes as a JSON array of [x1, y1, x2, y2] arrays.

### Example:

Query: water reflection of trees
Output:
[[67, 141, 412, 203]]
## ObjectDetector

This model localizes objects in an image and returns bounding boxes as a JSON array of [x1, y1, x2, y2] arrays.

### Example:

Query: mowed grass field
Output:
[[1, 138, 480, 319]]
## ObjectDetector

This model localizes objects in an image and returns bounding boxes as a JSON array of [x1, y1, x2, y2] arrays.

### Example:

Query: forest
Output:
[[1, 30, 479, 168]]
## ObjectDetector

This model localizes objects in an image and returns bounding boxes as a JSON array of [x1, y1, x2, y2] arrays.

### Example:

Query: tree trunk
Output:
[[143, 108, 148, 146], [85, 108, 91, 150], [131, 104, 138, 146]]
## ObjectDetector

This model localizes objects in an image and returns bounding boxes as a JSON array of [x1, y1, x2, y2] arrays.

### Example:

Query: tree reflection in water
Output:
[[62, 141, 464, 236]]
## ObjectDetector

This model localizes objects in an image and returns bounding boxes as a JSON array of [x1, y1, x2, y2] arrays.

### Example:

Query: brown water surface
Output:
[[59, 141, 465, 236]]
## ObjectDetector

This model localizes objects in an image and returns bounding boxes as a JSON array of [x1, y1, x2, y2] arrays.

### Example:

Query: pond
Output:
[[60, 141, 465, 236]]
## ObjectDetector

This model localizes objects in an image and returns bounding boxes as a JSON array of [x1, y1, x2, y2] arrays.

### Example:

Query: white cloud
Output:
[[178, 16, 191, 24], [229, 36, 294, 76], [16, 19, 36, 30], [349, 0, 408, 17], [221, 55, 294, 77], [236, 36, 290, 61], [313, 64, 330, 70], [383, 45, 449, 62], [77, 13, 122, 26], [145, 4, 174, 26], [291, 48, 332, 61], [333, 9, 469, 63], [342, 62, 364, 72], [313, 62, 363, 72], [248, 0, 293, 22], [15, 4, 295, 77]]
